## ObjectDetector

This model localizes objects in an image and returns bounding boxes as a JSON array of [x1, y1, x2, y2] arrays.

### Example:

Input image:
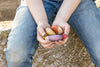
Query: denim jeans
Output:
[[4, 0, 100, 67]]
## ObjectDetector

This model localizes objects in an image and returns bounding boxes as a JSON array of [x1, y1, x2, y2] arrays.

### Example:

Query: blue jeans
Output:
[[4, 0, 100, 67]]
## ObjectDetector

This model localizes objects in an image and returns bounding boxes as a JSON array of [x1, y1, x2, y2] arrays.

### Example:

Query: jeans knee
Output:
[[91, 47, 100, 64], [4, 38, 38, 63], [94, 50, 100, 61], [4, 47, 31, 63]]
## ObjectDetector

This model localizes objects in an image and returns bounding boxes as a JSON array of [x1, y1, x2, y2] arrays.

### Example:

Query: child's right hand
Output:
[[37, 23, 55, 48]]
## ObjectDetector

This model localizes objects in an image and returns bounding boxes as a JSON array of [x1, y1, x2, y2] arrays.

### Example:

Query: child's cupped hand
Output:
[[37, 19, 70, 48], [52, 19, 70, 46], [37, 23, 55, 48]]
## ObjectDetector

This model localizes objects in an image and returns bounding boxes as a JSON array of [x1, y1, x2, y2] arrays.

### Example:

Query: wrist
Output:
[[37, 22, 50, 28], [54, 17, 67, 23], [54, 16, 68, 23], [37, 21, 49, 26]]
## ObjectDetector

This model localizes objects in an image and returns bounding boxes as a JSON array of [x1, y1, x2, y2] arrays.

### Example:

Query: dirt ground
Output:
[[0, 0, 20, 21]]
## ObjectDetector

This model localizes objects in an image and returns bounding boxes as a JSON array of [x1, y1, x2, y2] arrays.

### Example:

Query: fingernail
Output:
[[42, 33, 46, 36], [64, 32, 68, 35]]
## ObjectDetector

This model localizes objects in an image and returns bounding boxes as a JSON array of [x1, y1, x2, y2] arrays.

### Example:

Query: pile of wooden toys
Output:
[[42, 25, 68, 41]]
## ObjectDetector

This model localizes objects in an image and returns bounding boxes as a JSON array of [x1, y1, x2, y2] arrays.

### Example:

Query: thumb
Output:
[[37, 28, 46, 37], [64, 24, 70, 35]]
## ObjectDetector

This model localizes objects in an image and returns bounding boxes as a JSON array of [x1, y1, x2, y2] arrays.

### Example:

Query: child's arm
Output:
[[26, 0, 55, 48], [26, 0, 48, 25], [55, 0, 81, 22], [53, 0, 81, 45]]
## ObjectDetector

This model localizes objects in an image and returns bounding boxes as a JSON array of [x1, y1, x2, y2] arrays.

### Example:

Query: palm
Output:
[[52, 20, 70, 45]]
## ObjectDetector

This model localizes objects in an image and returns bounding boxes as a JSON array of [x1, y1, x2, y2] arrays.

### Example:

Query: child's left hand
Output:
[[52, 19, 70, 46]]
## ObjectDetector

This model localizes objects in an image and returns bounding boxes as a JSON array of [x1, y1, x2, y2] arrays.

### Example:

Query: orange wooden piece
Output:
[[51, 25, 63, 34]]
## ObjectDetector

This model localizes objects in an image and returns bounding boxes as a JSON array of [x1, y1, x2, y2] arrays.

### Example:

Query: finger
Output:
[[61, 37, 68, 44], [41, 43, 55, 48], [58, 40, 65, 44], [47, 44, 55, 48], [64, 24, 70, 35], [55, 40, 64, 45], [55, 41, 61, 46], [37, 32, 50, 44], [41, 44, 49, 48]]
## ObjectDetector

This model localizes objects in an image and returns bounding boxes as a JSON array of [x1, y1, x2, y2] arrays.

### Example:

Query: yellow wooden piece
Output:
[[42, 33, 48, 39], [45, 28, 56, 35], [58, 26, 63, 34], [51, 25, 63, 34]]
